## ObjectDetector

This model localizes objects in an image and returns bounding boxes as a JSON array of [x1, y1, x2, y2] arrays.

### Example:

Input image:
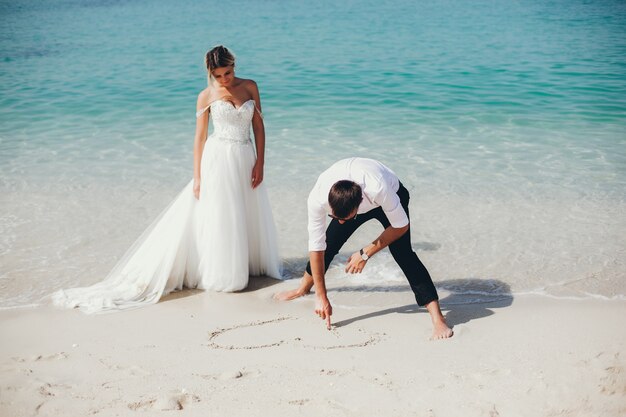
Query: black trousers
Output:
[[306, 183, 439, 306]]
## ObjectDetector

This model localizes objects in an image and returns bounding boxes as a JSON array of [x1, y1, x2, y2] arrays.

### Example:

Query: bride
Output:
[[53, 45, 283, 313]]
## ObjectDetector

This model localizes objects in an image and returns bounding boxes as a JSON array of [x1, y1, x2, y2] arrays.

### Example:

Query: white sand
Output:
[[0, 278, 624, 417]]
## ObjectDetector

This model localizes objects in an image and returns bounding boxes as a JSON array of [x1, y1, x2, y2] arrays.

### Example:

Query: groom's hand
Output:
[[315, 295, 333, 330], [345, 251, 367, 274]]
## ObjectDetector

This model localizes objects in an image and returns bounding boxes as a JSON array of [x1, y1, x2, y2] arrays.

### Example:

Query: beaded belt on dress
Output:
[[212, 134, 251, 145]]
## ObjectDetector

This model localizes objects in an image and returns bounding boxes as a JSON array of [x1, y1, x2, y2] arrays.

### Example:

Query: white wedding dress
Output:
[[53, 98, 283, 313]]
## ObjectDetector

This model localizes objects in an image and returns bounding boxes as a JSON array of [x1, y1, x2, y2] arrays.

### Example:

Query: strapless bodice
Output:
[[209, 99, 254, 144]]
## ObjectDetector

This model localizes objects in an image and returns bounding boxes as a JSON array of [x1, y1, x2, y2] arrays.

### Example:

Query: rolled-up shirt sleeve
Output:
[[375, 185, 409, 228], [307, 193, 328, 251]]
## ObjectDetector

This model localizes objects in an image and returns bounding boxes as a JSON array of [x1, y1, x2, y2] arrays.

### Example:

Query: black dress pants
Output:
[[306, 183, 439, 306]]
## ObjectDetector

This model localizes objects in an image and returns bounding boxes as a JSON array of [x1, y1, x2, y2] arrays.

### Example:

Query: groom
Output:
[[275, 157, 453, 340]]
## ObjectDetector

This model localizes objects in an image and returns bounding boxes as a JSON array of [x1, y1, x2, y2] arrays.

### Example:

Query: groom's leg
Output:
[[388, 225, 439, 306], [390, 184, 451, 338], [373, 184, 439, 305]]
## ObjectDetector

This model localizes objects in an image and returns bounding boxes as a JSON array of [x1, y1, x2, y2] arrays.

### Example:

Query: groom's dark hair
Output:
[[328, 180, 363, 219]]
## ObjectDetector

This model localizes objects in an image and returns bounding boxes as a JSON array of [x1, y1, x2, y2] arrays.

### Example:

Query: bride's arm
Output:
[[248, 80, 265, 189], [193, 90, 210, 199]]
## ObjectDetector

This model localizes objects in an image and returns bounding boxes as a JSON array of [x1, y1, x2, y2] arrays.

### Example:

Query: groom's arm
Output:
[[345, 224, 409, 273], [307, 188, 333, 329], [310, 250, 332, 329], [309, 250, 327, 297], [364, 224, 409, 257], [366, 184, 409, 256]]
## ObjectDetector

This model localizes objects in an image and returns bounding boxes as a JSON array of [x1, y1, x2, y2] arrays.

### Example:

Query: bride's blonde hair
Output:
[[205, 45, 236, 86]]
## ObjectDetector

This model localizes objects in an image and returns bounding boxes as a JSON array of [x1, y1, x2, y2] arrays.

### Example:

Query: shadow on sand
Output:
[[330, 277, 513, 329], [278, 248, 514, 329]]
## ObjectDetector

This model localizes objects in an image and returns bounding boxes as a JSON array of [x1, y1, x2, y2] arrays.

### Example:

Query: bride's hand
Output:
[[193, 179, 201, 200], [251, 161, 264, 189]]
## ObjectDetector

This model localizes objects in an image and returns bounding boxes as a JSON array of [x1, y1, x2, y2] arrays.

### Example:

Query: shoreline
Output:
[[1, 278, 624, 416], [2, 285, 625, 312]]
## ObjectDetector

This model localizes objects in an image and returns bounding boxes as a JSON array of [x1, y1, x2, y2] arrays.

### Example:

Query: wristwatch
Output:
[[359, 248, 370, 261]]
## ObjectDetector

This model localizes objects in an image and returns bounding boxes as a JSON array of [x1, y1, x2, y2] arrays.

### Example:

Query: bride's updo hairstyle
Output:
[[205, 45, 235, 85]]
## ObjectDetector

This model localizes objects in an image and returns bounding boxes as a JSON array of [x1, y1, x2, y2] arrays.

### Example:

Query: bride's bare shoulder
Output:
[[237, 79, 260, 98], [198, 87, 218, 107], [198, 87, 212, 101], [238, 78, 256, 85]]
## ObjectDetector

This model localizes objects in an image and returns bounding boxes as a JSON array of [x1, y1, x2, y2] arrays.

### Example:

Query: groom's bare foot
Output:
[[431, 319, 453, 340], [425, 300, 454, 340], [274, 273, 314, 301], [274, 288, 309, 301]]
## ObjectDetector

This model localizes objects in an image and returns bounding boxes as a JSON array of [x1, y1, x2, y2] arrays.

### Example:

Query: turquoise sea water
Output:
[[1, 0, 625, 307]]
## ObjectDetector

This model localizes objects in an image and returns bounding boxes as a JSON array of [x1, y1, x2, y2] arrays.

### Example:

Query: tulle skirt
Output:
[[52, 136, 283, 313]]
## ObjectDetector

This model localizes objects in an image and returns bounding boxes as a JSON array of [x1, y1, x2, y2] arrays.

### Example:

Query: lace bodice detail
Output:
[[197, 99, 257, 144]]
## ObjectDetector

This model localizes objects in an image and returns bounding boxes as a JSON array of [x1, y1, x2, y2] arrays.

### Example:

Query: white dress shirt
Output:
[[307, 158, 409, 251]]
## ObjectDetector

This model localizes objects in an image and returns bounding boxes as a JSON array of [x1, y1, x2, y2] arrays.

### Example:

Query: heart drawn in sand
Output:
[[207, 316, 383, 350]]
